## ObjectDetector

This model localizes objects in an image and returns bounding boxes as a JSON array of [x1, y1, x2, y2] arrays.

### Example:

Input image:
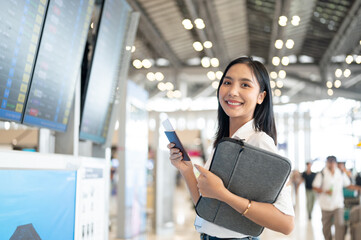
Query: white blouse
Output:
[[194, 119, 295, 238]]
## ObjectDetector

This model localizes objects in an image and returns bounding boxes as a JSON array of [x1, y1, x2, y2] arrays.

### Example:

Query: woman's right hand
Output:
[[167, 143, 193, 174]]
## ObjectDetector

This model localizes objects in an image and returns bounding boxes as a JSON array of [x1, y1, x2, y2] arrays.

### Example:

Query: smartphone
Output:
[[162, 119, 191, 161]]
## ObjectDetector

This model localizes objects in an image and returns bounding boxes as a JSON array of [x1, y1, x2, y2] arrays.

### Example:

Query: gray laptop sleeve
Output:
[[195, 137, 291, 236]]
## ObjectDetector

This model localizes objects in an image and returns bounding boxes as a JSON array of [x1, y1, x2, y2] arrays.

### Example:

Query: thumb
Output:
[[194, 164, 207, 176]]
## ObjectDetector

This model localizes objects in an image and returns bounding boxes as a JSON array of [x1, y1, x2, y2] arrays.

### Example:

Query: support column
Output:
[[283, 113, 290, 162], [38, 128, 55, 153], [293, 111, 300, 170], [154, 114, 176, 235], [304, 111, 311, 163]]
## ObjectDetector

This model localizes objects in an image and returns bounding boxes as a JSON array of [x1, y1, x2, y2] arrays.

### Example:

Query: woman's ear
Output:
[[257, 91, 266, 104]]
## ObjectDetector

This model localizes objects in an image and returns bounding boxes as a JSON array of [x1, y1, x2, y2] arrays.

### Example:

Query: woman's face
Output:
[[219, 63, 266, 125]]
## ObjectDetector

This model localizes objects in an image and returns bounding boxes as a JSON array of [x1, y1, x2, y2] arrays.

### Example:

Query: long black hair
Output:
[[213, 56, 277, 148]]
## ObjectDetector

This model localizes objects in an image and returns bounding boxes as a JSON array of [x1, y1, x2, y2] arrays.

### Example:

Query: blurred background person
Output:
[[337, 161, 353, 182], [298, 162, 316, 220], [290, 169, 302, 208], [313, 156, 361, 240], [312, 156, 348, 240]]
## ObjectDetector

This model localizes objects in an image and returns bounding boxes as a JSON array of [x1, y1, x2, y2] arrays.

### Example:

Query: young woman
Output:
[[168, 57, 294, 239]]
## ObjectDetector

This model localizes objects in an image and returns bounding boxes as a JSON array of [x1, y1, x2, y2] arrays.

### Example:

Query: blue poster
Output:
[[0, 170, 77, 240]]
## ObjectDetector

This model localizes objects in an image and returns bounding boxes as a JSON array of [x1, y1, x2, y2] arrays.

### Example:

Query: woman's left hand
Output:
[[195, 164, 227, 201]]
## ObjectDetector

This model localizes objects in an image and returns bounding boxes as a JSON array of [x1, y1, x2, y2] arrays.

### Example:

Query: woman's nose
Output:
[[228, 85, 239, 97]]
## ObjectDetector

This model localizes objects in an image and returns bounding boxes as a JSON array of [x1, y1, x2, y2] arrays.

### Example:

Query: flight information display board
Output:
[[80, 0, 131, 143], [0, 0, 48, 122], [23, 0, 94, 131]]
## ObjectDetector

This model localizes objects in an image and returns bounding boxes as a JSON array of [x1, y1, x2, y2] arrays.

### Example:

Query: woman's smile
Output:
[[224, 99, 243, 107]]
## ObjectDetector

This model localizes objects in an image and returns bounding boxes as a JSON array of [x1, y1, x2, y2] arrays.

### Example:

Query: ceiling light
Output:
[[157, 82, 166, 91], [146, 72, 156, 81], [288, 55, 297, 63], [194, 18, 205, 29], [276, 80, 283, 88], [331, 55, 345, 63], [207, 71, 216, 80], [327, 89, 334, 96], [270, 80, 276, 88], [270, 71, 277, 79], [203, 41, 213, 48], [334, 80, 341, 88], [299, 55, 314, 63], [278, 16, 287, 26], [216, 71, 223, 80], [335, 68, 342, 78], [272, 56, 280, 66], [4, 122, 10, 130], [165, 82, 174, 91], [186, 57, 201, 66], [210, 58, 219, 67], [356, 55, 361, 64], [126, 46, 131, 51], [285, 39, 294, 49], [156, 58, 170, 66], [326, 81, 333, 88], [201, 57, 210, 68], [155, 72, 164, 81], [345, 55, 353, 64], [278, 70, 286, 79], [193, 41, 203, 51], [281, 56, 289, 66], [166, 90, 174, 98], [212, 81, 219, 89], [142, 59, 152, 68], [132, 59, 142, 69], [291, 15, 300, 26], [173, 90, 182, 98], [275, 39, 283, 49], [131, 46, 136, 53], [182, 19, 193, 30], [343, 69, 351, 78], [274, 89, 282, 96]]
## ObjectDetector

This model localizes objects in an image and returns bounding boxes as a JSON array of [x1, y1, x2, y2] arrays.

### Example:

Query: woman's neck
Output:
[[229, 117, 252, 137]]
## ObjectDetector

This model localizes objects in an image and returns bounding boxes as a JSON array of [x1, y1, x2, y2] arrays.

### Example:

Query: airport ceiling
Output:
[[124, 0, 361, 104]]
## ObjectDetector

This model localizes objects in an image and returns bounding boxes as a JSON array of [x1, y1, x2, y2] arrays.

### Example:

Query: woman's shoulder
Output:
[[246, 131, 277, 153]]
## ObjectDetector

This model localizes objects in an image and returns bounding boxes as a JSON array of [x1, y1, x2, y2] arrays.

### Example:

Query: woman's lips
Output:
[[225, 100, 243, 106]]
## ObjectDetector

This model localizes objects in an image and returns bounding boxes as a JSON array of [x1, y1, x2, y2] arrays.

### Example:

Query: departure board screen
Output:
[[80, 0, 131, 143], [23, 0, 94, 132], [0, 0, 48, 122]]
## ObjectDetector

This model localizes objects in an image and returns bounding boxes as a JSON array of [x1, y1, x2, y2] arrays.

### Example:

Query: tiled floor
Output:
[[110, 182, 353, 240]]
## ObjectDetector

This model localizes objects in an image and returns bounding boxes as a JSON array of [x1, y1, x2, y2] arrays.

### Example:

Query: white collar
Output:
[[231, 119, 256, 141]]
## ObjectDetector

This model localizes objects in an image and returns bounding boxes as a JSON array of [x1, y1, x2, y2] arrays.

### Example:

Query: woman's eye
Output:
[[223, 81, 231, 85], [241, 83, 250, 87]]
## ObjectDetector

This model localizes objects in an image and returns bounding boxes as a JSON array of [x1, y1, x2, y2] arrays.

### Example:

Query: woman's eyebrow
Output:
[[224, 75, 254, 83], [240, 78, 253, 83]]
